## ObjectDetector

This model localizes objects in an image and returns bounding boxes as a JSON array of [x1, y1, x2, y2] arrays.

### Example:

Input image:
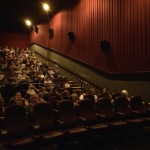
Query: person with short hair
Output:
[[121, 89, 130, 102]]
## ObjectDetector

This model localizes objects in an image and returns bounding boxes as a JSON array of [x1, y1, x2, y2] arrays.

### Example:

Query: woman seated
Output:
[[9, 91, 28, 106]]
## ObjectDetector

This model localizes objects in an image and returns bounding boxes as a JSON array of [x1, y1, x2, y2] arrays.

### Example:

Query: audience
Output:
[[0, 45, 149, 150], [0, 45, 146, 122]]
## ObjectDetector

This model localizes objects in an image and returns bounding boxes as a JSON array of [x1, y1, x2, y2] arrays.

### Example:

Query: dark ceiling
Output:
[[0, 0, 80, 32]]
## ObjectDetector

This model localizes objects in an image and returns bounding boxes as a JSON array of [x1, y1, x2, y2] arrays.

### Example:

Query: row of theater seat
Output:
[[0, 95, 150, 149]]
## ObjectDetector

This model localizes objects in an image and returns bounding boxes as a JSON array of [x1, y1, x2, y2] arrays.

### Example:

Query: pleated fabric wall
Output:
[[32, 0, 150, 73], [30, 23, 49, 47]]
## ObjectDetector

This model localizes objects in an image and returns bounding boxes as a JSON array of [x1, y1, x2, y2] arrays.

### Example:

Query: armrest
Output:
[[56, 120, 69, 130], [131, 111, 143, 118], [56, 120, 64, 125], [78, 117, 87, 122], [115, 112, 126, 116], [1, 130, 7, 135], [114, 112, 127, 121], [77, 117, 88, 126], [33, 124, 40, 129], [1, 129, 8, 141], [145, 108, 150, 113], [0, 116, 4, 120], [96, 113, 107, 119], [96, 113, 109, 123], [53, 109, 58, 113], [0, 116, 4, 124], [52, 109, 59, 119], [131, 111, 141, 114]]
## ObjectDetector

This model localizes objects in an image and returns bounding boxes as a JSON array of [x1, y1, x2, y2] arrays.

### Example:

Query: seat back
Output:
[[130, 96, 145, 113], [32, 102, 55, 132], [112, 92, 121, 100], [48, 96, 59, 110], [57, 100, 78, 128], [96, 97, 114, 119], [4, 104, 28, 137], [42, 93, 50, 102], [78, 99, 96, 123], [114, 96, 131, 115], [83, 94, 95, 102]]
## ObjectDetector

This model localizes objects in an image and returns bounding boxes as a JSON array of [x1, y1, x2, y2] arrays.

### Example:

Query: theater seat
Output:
[[114, 96, 133, 119], [114, 96, 144, 129], [130, 96, 150, 117], [83, 94, 95, 102], [130, 96, 150, 126], [77, 99, 108, 136], [57, 100, 87, 141], [96, 97, 116, 122], [96, 97, 127, 127], [2, 104, 35, 150], [32, 102, 64, 147]]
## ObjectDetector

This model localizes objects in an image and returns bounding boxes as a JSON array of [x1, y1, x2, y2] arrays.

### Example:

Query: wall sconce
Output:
[[49, 28, 54, 39], [33, 26, 38, 34], [100, 40, 110, 52], [67, 32, 75, 43]]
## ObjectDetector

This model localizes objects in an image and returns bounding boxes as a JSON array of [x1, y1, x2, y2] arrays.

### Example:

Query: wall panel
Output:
[[30, 0, 150, 73], [0, 32, 29, 49]]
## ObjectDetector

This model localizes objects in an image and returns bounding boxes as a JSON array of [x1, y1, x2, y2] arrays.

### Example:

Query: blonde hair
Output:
[[121, 90, 129, 97]]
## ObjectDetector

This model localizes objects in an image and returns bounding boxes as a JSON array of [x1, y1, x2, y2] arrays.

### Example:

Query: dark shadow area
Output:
[[0, 0, 81, 32]]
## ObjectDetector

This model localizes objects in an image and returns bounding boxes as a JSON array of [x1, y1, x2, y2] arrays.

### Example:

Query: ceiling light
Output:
[[43, 3, 50, 11], [25, 20, 32, 26]]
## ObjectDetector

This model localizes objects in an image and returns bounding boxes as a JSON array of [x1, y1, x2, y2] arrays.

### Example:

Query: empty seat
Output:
[[130, 96, 150, 126], [114, 96, 131, 119], [130, 96, 150, 116], [2, 104, 35, 150], [57, 100, 87, 140], [32, 102, 64, 147], [77, 99, 108, 135]]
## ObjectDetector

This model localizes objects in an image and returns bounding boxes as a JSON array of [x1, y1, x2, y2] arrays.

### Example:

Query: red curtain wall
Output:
[[0, 32, 29, 49], [30, 0, 150, 73], [29, 23, 49, 47]]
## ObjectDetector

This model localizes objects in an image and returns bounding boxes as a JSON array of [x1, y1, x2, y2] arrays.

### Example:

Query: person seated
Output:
[[11, 75, 18, 83], [38, 70, 45, 79], [70, 93, 79, 107], [79, 88, 98, 102], [121, 89, 130, 102], [28, 93, 45, 114], [98, 88, 112, 100], [17, 69, 27, 82], [39, 86, 50, 102], [61, 89, 70, 100], [9, 92, 28, 106], [44, 76, 54, 91], [26, 83, 39, 98], [33, 75, 44, 89]]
